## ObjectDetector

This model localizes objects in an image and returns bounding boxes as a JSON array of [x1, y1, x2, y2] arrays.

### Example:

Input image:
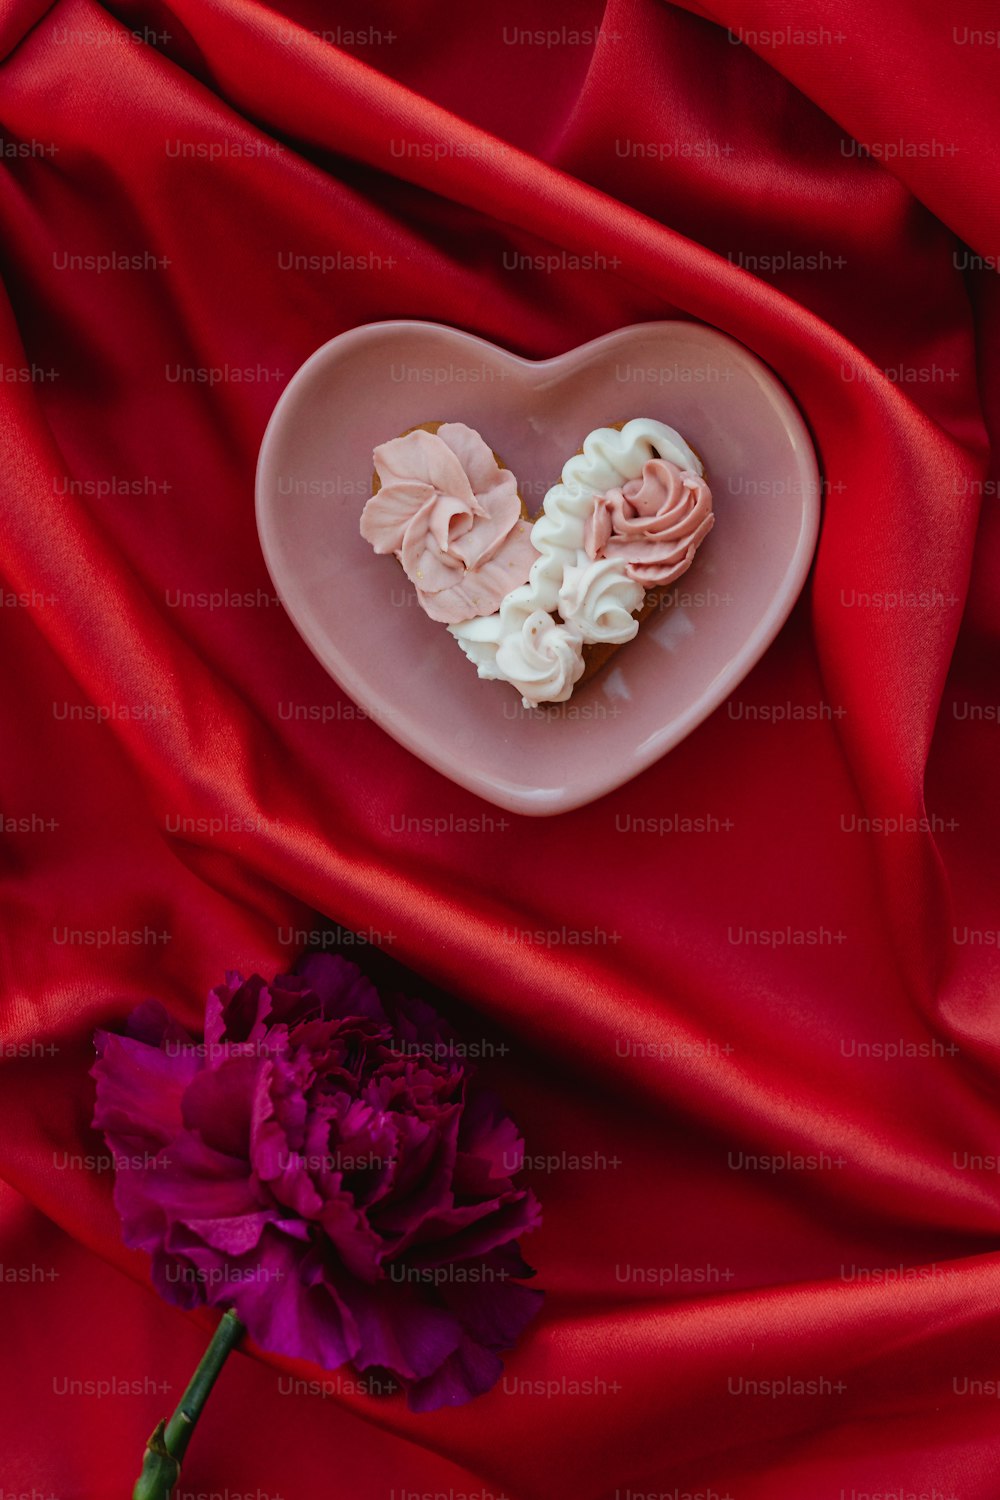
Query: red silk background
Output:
[[1, 0, 999, 1495]]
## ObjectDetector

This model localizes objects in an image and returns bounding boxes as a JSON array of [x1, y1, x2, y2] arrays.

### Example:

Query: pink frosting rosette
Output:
[[583, 456, 714, 588], [360, 422, 538, 624]]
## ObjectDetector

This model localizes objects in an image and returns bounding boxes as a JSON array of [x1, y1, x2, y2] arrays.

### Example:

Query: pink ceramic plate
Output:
[[256, 320, 819, 815]]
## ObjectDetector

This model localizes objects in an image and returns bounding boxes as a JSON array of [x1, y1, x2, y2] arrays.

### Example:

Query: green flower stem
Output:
[[133, 1309, 246, 1500]]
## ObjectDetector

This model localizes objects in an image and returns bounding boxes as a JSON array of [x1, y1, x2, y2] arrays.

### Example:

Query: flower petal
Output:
[[405, 1335, 503, 1411], [181, 1055, 261, 1160], [401, 1189, 542, 1267], [336, 1274, 462, 1381], [438, 1245, 543, 1350], [229, 1229, 360, 1371], [294, 954, 387, 1025], [92, 1033, 201, 1155]]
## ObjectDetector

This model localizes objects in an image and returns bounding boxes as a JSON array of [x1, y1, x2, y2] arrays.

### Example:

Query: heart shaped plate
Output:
[[256, 320, 819, 815]]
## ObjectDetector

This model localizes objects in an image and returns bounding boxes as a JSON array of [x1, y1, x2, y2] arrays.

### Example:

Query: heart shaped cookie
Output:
[[361, 418, 714, 705]]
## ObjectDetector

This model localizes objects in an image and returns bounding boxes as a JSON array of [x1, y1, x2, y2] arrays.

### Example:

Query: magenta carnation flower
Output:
[[91, 955, 542, 1411]]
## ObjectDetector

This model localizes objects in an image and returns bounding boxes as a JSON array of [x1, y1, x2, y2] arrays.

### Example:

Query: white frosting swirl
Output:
[[494, 610, 584, 705], [443, 610, 504, 678], [558, 559, 644, 644], [450, 420, 705, 703]]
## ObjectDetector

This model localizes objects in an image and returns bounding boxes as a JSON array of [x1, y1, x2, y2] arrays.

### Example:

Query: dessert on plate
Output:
[[360, 418, 713, 706]]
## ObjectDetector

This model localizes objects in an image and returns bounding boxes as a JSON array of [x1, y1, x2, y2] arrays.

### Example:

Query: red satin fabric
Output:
[[1, 0, 999, 1495]]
